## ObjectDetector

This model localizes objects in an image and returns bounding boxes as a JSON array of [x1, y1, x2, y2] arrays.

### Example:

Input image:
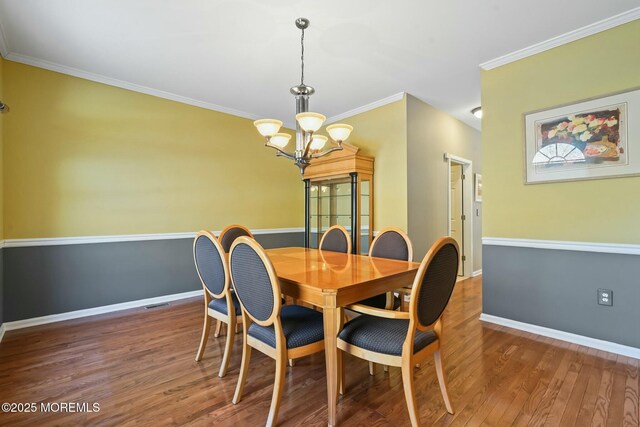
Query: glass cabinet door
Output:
[[308, 179, 352, 249], [360, 179, 371, 255]]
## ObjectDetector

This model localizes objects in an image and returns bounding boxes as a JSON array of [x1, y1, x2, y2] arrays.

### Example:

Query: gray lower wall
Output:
[[3, 232, 304, 323], [0, 247, 3, 327], [483, 244, 640, 348]]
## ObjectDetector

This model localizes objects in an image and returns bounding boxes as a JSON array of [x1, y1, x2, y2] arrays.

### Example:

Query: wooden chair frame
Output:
[[230, 237, 325, 427], [218, 224, 254, 250], [319, 224, 352, 254], [193, 230, 242, 378], [337, 237, 458, 426]]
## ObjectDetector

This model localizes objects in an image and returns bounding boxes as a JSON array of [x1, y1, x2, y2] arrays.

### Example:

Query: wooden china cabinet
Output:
[[303, 143, 374, 255]]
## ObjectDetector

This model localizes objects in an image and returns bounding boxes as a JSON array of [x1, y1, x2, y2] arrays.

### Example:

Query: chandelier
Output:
[[253, 18, 353, 174]]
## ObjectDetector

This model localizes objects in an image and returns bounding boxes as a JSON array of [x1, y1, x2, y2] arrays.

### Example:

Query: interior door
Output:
[[450, 164, 464, 276]]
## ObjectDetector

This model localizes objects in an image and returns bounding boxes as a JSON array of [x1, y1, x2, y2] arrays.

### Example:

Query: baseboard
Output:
[[0, 324, 6, 343], [2, 290, 202, 332], [479, 313, 640, 359], [472, 269, 482, 277]]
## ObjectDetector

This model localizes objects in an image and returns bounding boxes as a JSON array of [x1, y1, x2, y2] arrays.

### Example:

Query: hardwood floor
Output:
[[0, 277, 637, 426]]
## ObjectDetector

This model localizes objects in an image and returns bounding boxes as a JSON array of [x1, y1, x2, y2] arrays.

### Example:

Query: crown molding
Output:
[[480, 7, 640, 70], [326, 92, 405, 124], [3, 227, 305, 248], [482, 237, 640, 256], [3, 52, 263, 121]]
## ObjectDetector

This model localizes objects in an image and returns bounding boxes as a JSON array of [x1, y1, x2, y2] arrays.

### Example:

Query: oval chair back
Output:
[[408, 237, 459, 329], [193, 230, 229, 298], [229, 236, 281, 326], [370, 228, 413, 261], [219, 224, 254, 253], [360, 227, 413, 309], [319, 225, 352, 253]]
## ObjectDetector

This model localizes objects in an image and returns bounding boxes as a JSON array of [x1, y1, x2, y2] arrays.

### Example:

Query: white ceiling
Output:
[[0, 1, 639, 130]]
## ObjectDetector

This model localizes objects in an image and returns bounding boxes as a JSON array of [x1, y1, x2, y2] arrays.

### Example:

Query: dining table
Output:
[[264, 247, 420, 426]]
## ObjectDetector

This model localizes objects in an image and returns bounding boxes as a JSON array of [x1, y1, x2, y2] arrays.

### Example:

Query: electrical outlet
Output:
[[597, 289, 613, 306]]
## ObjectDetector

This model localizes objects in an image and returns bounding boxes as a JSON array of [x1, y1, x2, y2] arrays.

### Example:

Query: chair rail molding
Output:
[[482, 237, 640, 256], [4, 228, 305, 248]]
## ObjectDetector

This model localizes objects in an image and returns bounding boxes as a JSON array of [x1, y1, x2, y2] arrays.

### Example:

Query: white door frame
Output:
[[444, 153, 473, 277]]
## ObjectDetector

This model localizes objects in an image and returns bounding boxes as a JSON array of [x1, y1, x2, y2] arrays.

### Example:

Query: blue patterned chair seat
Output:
[[208, 292, 241, 316], [339, 314, 436, 356], [248, 305, 324, 349]]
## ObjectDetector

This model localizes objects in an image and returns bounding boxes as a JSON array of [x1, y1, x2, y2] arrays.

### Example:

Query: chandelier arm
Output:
[[301, 131, 314, 158], [265, 142, 296, 160], [310, 144, 344, 159]]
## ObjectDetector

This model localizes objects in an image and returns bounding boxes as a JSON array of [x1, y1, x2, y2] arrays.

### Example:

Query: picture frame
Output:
[[524, 88, 640, 184], [474, 173, 482, 202]]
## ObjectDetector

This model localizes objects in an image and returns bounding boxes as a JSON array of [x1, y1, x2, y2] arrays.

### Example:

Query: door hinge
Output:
[[461, 214, 466, 220], [461, 174, 466, 180], [461, 255, 466, 261]]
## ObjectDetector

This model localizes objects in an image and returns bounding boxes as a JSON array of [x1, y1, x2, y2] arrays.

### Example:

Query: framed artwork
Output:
[[475, 173, 482, 202], [524, 88, 640, 184]]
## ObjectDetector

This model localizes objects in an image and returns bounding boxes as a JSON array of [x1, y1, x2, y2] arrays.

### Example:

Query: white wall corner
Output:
[[0, 324, 6, 344], [0, 20, 9, 57], [480, 7, 640, 70], [479, 313, 640, 359], [472, 269, 482, 277]]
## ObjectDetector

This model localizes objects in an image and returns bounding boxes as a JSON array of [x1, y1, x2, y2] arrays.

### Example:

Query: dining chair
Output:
[[219, 224, 254, 253], [337, 237, 459, 426], [353, 227, 413, 311], [347, 227, 413, 375], [230, 236, 325, 426], [319, 224, 352, 253], [193, 230, 241, 378]]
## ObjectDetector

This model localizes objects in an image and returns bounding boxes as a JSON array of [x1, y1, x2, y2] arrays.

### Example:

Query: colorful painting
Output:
[[524, 88, 640, 184]]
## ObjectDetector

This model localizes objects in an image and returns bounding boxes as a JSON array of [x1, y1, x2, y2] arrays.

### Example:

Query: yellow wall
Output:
[[482, 21, 640, 244], [329, 98, 408, 230], [3, 61, 303, 239]]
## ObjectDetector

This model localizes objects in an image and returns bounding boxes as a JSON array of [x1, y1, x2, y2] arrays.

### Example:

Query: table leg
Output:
[[323, 294, 339, 426]]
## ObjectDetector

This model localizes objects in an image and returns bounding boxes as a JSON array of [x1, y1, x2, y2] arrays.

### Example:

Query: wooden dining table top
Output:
[[265, 247, 420, 307]]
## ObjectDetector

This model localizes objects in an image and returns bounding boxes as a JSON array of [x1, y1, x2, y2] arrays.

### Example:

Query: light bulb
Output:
[[310, 135, 328, 151], [254, 119, 283, 137], [326, 124, 353, 142], [269, 133, 291, 148], [296, 112, 326, 133]]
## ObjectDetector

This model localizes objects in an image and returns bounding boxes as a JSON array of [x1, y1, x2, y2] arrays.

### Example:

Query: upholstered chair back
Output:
[[319, 225, 351, 253], [412, 238, 459, 328], [193, 231, 228, 297], [229, 237, 281, 325], [219, 225, 254, 253]]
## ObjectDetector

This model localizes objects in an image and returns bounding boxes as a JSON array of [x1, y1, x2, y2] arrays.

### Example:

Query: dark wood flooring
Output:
[[0, 277, 638, 426]]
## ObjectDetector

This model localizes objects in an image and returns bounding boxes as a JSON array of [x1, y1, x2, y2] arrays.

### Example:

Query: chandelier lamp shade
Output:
[[253, 18, 353, 174]]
